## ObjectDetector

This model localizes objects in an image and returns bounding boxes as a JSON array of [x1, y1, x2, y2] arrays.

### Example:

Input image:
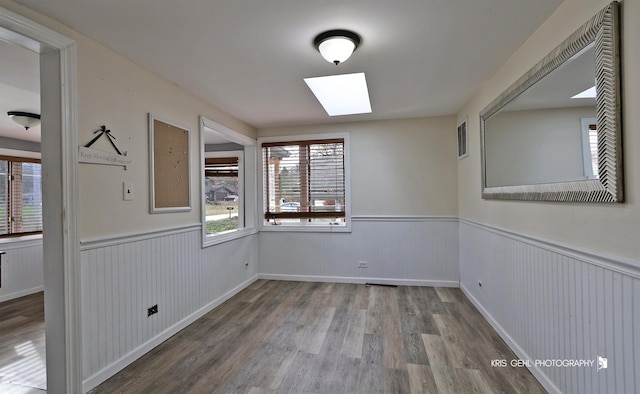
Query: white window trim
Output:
[[200, 116, 257, 247], [257, 132, 351, 233], [580, 117, 598, 179]]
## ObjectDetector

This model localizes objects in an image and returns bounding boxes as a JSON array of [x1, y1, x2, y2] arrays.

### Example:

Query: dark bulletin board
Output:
[[149, 114, 191, 212]]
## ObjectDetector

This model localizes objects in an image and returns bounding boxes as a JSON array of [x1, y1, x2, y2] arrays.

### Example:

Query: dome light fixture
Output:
[[314, 29, 361, 65], [7, 111, 40, 130]]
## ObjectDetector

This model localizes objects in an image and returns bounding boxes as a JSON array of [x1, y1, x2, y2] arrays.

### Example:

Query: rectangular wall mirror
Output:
[[480, 2, 622, 202]]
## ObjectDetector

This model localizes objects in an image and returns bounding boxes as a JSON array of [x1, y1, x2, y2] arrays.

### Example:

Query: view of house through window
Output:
[[0, 157, 43, 236], [204, 151, 243, 236], [262, 138, 346, 227]]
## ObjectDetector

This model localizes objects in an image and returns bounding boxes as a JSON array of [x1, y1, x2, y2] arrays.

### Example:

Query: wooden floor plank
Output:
[[455, 368, 494, 394], [422, 334, 463, 394], [407, 363, 439, 394], [299, 307, 336, 354], [432, 314, 478, 369], [340, 308, 366, 358], [0, 292, 46, 393], [384, 367, 411, 393], [357, 334, 385, 394], [434, 287, 456, 303], [70, 280, 546, 393], [329, 356, 360, 394], [1, 281, 548, 394]]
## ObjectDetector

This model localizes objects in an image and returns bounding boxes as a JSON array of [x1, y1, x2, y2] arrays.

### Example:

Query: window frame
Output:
[[200, 116, 257, 247], [258, 132, 351, 233], [0, 155, 43, 238]]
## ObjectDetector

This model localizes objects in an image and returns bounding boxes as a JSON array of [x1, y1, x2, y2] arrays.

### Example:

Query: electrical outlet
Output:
[[358, 261, 368, 269], [147, 304, 158, 317]]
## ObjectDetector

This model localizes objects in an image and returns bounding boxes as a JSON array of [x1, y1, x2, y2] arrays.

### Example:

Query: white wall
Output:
[[459, 221, 639, 394], [80, 228, 258, 391], [0, 2, 262, 391], [259, 117, 458, 216], [0, 238, 42, 302], [259, 217, 459, 286], [458, 0, 639, 260], [72, 31, 256, 240], [458, 0, 640, 393], [258, 117, 460, 284], [0, 0, 257, 240]]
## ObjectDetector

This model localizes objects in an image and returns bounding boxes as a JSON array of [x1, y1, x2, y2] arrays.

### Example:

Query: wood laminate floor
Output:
[[0, 292, 47, 393], [92, 281, 546, 394]]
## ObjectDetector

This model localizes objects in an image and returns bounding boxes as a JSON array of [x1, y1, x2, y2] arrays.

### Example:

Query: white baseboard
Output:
[[0, 286, 43, 303], [258, 273, 459, 288], [82, 274, 259, 392], [459, 283, 561, 394]]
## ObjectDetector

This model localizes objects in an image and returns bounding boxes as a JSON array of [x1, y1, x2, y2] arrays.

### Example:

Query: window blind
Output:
[[205, 157, 239, 177], [0, 157, 42, 236], [0, 160, 8, 235], [262, 138, 346, 222], [18, 162, 43, 233]]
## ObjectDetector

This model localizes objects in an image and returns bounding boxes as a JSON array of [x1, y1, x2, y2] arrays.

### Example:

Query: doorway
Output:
[[0, 6, 81, 393]]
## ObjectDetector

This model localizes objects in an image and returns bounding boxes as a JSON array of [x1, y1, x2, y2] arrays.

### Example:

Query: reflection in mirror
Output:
[[480, 2, 622, 202], [484, 44, 597, 187]]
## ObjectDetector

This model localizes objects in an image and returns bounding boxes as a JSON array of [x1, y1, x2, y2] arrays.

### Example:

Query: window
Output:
[[0, 157, 42, 236], [260, 133, 350, 231], [581, 118, 599, 179], [204, 151, 243, 236], [200, 116, 257, 247], [457, 119, 468, 159]]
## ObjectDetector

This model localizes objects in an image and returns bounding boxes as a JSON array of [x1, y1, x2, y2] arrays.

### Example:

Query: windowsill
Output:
[[259, 223, 351, 233], [0, 233, 43, 246], [203, 226, 257, 247]]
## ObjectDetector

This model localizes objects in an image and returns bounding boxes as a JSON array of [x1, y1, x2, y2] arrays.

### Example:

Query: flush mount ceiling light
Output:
[[7, 111, 40, 130], [314, 30, 361, 65]]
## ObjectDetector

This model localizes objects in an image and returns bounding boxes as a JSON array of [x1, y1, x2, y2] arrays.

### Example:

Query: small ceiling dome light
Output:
[[314, 29, 361, 65], [7, 111, 40, 130]]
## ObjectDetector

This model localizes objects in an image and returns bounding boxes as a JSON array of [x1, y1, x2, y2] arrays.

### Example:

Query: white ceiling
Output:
[[6, 0, 564, 134], [0, 39, 40, 142]]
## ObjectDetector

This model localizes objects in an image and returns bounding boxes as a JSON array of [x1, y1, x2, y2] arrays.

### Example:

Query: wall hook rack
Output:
[[78, 125, 132, 170]]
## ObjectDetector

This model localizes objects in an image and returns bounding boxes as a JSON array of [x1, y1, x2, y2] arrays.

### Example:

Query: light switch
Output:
[[123, 182, 133, 201]]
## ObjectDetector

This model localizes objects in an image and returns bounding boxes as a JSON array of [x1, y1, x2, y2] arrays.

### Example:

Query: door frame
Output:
[[0, 7, 81, 393]]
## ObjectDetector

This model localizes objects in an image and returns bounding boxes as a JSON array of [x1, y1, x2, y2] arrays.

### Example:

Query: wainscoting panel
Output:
[[259, 217, 459, 286], [459, 219, 639, 394], [0, 238, 43, 303], [80, 227, 258, 391]]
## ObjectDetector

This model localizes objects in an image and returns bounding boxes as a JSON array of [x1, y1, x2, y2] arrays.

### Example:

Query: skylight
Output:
[[304, 72, 372, 116], [571, 85, 596, 99]]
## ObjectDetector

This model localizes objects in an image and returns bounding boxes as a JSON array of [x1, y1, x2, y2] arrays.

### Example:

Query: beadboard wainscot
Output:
[[0, 236, 43, 303], [459, 219, 640, 394], [259, 216, 459, 287], [80, 224, 258, 391]]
